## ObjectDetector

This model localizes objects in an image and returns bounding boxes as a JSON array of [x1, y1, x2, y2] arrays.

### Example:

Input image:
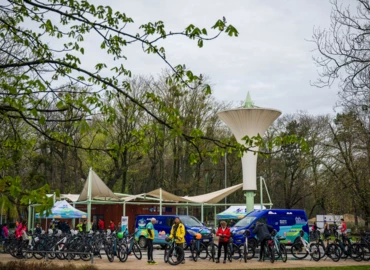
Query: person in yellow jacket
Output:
[[169, 217, 186, 264]]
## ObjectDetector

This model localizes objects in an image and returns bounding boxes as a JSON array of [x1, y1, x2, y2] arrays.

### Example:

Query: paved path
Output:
[[1, 251, 370, 270]]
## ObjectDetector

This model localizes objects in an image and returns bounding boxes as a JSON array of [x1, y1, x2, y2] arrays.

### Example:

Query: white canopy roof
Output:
[[182, 184, 243, 204], [78, 169, 119, 201]]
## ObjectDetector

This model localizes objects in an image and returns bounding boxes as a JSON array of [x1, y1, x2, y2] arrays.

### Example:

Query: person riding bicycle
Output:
[[168, 217, 186, 264], [251, 220, 274, 262], [215, 220, 230, 264], [146, 218, 157, 265]]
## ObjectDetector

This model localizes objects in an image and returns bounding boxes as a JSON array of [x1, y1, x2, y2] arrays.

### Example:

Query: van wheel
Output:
[[138, 237, 147, 248], [248, 238, 258, 249]]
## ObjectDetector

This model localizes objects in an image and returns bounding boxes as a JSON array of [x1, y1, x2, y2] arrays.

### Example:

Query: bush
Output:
[[0, 261, 98, 270]]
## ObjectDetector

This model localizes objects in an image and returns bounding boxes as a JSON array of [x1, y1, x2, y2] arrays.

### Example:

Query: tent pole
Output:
[[214, 206, 217, 229], [186, 202, 189, 215], [201, 203, 204, 223], [28, 199, 31, 232], [123, 201, 126, 216], [175, 205, 178, 215], [72, 202, 76, 228], [87, 167, 92, 231], [159, 188, 163, 215]]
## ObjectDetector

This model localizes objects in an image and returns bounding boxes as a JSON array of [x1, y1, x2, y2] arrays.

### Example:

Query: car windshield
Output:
[[234, 216, 257, 227], [180, 216, 203, 227]]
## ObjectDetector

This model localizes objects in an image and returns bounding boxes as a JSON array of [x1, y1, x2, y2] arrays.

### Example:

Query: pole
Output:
[[159, 188, 163, 215], [260, 177, 263, 210], [245, 191, 255, 214], [201, 203, 204, 223], [214, 206, 217, 230], [28, 200, 31, 232], [186, 202, 189, 215], [224, 152, 227, 209], [72, 202, 76, 228], [87, 168, 92, 231], [123, 201, 126, 216]]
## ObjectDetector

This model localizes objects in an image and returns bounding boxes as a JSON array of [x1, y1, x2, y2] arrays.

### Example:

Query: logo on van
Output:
[[295, 217, 306, 224], [268, 211, 277, 215], [287, 212, 293, 215]]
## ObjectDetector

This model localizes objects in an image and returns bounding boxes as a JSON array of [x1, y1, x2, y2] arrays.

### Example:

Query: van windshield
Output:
[[234, 216, 257, 227], [180, 216, 203, 227]]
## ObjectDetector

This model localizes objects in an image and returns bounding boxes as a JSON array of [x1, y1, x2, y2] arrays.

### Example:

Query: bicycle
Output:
[[270, 230, 287, 262], [187, 229, 208, 261], [164, 237, 184, 265], [358, 231, 370, 261], [206, 229, 217, 262], [315, 234, 341, 262], [291, 230, 321, 261], [334, 232, 364, 261], [117, 232, 142, 262], [234, 229, 255, 263]]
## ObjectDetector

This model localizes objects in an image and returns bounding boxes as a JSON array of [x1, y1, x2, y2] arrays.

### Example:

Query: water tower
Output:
[[217, 92, 281, 213]]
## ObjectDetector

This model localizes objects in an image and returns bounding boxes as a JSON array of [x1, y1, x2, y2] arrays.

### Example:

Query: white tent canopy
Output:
[[182, 184, 243, 204], [78, 169, 119, 201]]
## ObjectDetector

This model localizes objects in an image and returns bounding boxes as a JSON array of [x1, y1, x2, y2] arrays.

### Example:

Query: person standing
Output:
[[76, 221, 83, 232], [109, 220, 115, 232], [98, 219, 105, 232], [82, 220, 87, 233], [216, 220, 231, 264], [323, 218, 330, 238], [340, 218, 347, 237], [35, 223, 42, 234], [15, 220, 27, 239], [229, 220, 235, 227], [169, 217, 186, 264], [146, 218, 157, 265], [117, 222, 122, 233], [92, 220, 98, 231], [252, 221, 274, 262], [1, 223, 9, 239]]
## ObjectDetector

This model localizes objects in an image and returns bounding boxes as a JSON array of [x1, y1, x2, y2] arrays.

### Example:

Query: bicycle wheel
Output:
[[163, 244, 169, 263], [105, 244, 114, 262], [243, 243, 248, 262], [362, 244, 370, 261], [291, 242, 309, 259], [327, 244, 341, 262], [351, 243, 364, 262], [117, 243, 128, 262], [132, 242, 142, 260], [33, 242, 45, 260], [309, 243, 321, 261], [280, 243, 288, 262], [206, 243, 217, 262], [167, 246, 184, 265], [190, 241, 198, 262], [199, 242, 208, 260], [226, 244, 234, 262], [269, 245, 275, 263]]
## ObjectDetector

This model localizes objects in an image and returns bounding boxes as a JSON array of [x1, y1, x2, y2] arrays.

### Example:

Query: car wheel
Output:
[[138, 236, 147, 248]]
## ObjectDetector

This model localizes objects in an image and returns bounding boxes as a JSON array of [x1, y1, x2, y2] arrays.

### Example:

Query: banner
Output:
[[121, 216, 128, 233]]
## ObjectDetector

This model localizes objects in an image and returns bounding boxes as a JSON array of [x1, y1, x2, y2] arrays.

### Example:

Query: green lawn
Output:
[[246, 267, 370, 270]]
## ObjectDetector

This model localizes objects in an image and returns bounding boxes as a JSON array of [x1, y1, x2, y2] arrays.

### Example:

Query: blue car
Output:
[[134, 215, 212, 248], [230, 209, 310, 247]]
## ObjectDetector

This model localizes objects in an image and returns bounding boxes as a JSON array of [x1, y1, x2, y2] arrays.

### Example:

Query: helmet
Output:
[[117, 232, 124, 239], [195, 233, 202, 240], [299, 230, 304, 237], [271, 230, 277, 236]]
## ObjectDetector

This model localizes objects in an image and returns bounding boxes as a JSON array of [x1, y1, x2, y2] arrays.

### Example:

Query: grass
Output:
[[244, 267, 370, 270], [0, 261, 98, 270]]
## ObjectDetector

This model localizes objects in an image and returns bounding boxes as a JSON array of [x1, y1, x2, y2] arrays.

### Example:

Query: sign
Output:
[[121, 216, 128, 233]]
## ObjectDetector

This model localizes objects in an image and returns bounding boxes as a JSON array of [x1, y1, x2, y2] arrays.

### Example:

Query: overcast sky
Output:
[[85, 0, 350, 115]]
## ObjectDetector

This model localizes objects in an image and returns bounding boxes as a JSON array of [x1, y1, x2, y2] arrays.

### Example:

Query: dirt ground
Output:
[[0, 254, 369, 270]]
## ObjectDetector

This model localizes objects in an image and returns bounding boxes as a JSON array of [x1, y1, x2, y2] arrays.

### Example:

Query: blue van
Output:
[[231, 209, 309, 247], [134, 215, 212, 248]]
